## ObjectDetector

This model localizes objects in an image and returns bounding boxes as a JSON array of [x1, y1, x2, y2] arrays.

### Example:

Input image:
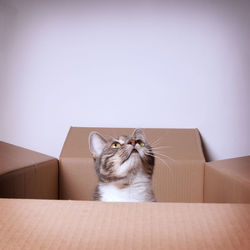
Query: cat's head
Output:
[[89, 129, 155, 182]]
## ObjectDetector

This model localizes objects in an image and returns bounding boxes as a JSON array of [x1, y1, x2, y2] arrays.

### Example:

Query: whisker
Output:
[[151, 145, 174, 150], [152, 151, 175, 162], [148, 131, 173, 147], [144, 152, 172, 171], [149, 137, 162, 147], [104, 134, 117, 141]]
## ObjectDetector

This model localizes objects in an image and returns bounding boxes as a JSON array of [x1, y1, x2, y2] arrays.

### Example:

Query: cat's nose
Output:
[[129, 139, 136, 146]]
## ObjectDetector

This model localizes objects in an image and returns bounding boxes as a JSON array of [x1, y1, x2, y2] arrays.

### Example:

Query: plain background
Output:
[[0, 0, 249, 161]]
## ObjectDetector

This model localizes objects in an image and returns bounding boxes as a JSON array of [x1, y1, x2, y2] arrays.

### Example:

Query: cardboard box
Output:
[[204, 156, 250, 203], [0, 198, 249, 249], [1, 129, 249, 249], [0, 141, 58, 199], [59, 127, 205, 202]]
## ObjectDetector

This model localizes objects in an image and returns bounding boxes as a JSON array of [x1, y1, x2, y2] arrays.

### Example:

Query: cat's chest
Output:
[[99, 184, 146, 202], [99, 175, 151, 202]]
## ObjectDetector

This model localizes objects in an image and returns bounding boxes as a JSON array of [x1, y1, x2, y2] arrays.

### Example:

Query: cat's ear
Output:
[[89, 132, 107, 159], [132, 128, 147, 142]]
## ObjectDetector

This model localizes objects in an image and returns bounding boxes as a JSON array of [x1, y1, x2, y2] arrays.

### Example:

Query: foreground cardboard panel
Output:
[[204, 156, 250, 203], [0, 199, 249, 249], [0, 141, 58, 199], [60, 127, 205, 202]]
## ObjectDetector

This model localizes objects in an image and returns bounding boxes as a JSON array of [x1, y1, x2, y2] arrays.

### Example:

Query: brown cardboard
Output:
[[0, 198, 249, 249], [0, 141, 58, 199], [59, 127, 205, 202], [204, 156, 250, 203]]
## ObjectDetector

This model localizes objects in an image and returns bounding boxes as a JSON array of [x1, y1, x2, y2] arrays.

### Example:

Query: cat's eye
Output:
[[110, 142, 121, 149], [138, 140, 145, 147]]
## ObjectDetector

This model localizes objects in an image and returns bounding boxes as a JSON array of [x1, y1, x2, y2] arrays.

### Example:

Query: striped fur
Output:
[[89, 129, 155, 202]]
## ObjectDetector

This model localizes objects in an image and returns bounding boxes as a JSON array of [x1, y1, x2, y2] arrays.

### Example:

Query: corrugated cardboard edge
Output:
[[0, 158, 58, 199], [204, 158, 250, 203], [194, 128, 206, 160], [194, 128, 206, 202], [1, 199, 250, 250], [0, 141, 58, 175], [59, 126, 73, 158]]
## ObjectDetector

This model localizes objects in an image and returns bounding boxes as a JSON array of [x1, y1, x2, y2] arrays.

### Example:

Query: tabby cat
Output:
[[89, 129, 156, 202]]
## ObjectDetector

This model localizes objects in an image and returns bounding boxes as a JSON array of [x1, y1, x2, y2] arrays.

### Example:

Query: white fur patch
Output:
[[99, 171, 153, 202]]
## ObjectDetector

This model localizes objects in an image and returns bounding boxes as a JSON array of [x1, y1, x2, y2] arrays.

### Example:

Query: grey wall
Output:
[[0, 0, 249, 160]]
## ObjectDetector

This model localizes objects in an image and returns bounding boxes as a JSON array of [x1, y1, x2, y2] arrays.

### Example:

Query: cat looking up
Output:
[[89, 129, 156, 202]]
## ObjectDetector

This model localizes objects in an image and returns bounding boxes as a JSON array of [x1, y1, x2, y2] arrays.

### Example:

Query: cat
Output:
[[88, 129, 156, 202]]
